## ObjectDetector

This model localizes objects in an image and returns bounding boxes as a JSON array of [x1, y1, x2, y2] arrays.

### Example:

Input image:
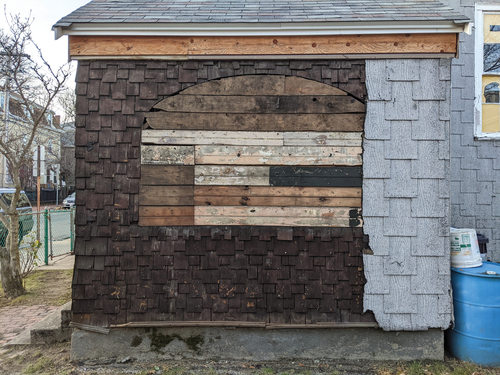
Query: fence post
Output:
[[44, 209, 49, 265], [70, 208, 75, 253]]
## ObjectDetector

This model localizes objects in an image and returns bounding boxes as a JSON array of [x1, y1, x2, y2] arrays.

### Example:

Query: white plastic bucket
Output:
[[450, 228, 482, 268]]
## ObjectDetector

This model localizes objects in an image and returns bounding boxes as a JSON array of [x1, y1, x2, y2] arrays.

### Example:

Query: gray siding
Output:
[[442, 0, 500, 262], [363, 59, 452, 331]]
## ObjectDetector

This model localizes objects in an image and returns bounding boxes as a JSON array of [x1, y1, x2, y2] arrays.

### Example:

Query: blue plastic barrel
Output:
[[446, 261, 500, 366]]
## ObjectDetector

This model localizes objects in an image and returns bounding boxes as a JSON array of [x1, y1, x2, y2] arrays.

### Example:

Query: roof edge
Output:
[[53, 20, 469, 40]]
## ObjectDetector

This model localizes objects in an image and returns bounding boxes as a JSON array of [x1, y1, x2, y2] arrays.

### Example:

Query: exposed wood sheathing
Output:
[[139, 75, 364, 227], [69, 34, 458, 58]]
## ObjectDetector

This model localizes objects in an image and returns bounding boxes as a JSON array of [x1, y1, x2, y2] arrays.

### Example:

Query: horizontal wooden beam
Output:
[[69, 33, 457, 58], [111, 321, 379, 329]]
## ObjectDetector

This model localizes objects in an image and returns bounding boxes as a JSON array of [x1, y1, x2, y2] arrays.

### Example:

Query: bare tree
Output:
[[0, 12, 70, 297]]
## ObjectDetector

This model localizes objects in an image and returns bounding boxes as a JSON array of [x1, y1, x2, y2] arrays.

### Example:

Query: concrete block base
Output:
[[71, 327, 444, 362]]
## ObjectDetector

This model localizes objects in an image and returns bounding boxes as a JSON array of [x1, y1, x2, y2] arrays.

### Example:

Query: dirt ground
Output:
[[0, 270, 498, 375]]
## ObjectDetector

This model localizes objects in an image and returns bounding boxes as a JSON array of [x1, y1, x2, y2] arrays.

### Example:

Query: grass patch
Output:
[[23, 356, 52, 374], [0, 270, 73, 308], [377, 359, 498, 375]]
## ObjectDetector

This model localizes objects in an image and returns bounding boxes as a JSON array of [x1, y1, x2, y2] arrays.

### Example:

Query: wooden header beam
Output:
[[69, 33, 457, 59]]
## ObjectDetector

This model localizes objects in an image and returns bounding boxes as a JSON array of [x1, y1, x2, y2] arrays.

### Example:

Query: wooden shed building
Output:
[[53, 0, 469, 361]]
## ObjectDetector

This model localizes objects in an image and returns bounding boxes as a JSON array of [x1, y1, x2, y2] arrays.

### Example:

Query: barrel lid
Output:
[[452, 261, 500, 277]]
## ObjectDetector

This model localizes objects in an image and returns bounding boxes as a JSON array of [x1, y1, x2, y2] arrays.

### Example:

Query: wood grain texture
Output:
[[142, 130, 362, 147], [270, 166, 362, 187], [194, 186, 362, 197], [139, 206, 194, 217], [139, 216, 195, 226], [141, 165, 194, 185], [141, 145, 194, 165], [139, 186, 194, 206], [194, 195, 361, 207], [146, 113, 365, 132], [283, 132, 362, 146], [194, 206, 362, 227], [177, 75, 348, 96], [194, 165, 270, 186], [142, 130, 283, 146], [69, 34, 458, 57], [154, 95, 364, 114], [195, 145, 362, 166]]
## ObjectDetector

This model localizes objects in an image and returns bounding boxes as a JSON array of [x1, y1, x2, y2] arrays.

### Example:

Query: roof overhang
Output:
[[53, 20, 469, 40]]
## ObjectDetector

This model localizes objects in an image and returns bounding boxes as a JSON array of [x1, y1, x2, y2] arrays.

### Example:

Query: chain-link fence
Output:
[[9, 208, 76, 267]]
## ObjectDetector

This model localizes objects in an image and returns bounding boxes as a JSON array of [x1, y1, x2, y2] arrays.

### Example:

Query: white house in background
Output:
[[0, 87, 63, 189]]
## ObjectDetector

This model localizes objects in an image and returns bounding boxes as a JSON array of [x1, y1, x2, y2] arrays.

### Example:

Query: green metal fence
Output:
[[16, 208, 75, 266]]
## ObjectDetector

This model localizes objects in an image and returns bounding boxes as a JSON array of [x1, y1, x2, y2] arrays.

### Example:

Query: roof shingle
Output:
[[54, 0, 469, 27]]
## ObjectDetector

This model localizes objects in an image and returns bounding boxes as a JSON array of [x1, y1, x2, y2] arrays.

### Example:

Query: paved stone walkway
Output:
[[0, 305, 58, 346]]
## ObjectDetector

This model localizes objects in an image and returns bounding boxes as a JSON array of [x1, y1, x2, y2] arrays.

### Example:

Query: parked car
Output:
[[0, 188, 35, 246], [62, 192, 75, 209]]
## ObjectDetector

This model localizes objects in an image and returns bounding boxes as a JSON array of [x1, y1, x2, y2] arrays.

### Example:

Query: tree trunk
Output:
[[0, 249, 25, 298], [0, 211, 25, 298]]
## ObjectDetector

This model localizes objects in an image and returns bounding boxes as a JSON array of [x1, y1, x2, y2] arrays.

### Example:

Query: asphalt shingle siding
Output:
[[442, 0, 500, 262], [363, 58, 452, 331], [54, 0, 468, 26]]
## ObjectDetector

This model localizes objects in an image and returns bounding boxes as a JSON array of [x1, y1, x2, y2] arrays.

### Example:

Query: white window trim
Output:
[[475, 4, 500, 139]]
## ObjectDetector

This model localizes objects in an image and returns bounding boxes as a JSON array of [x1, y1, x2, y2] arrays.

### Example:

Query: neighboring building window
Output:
[[475, 5, 500, 139]]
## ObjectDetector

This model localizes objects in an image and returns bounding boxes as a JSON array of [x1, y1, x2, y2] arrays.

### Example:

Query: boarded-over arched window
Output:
[[140, 75, 365, 227]]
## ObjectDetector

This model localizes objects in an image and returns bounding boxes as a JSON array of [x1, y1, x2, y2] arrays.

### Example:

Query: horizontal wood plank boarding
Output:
[[195, 146, 362, 166], [195, 165, 270, 185], [178, 76, 348, 96], [139, 186, 194, 206], [142, 130, 283, 146], [69, 34, 457, 57], [142, 130, 363, 147], [141, 165, 194, 185], [141, 145, 194, 165], [194, 206, 362, 227], [194, 186, 362, 198], [139, 216, 195, 226], [139, 206, 194, 217], [194, 195, 361, 207], [154, 95, 365, 114], [146, 113, 365, 132], [270, 166, 362, 187]]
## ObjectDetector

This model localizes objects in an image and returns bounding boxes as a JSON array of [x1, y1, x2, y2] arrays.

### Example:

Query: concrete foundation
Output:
[[71, 327, 444, 362]]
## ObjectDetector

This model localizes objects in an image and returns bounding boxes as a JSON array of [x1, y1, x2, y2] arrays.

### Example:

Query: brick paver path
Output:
[[0, 305, 58, 346]]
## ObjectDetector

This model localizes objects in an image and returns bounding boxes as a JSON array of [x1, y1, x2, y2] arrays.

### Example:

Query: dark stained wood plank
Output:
[[146, 113, 364, 132], [141, 165, 194, 186], [269, 166, 362, 187], [154, 95, 364, 114], [139, 186, 194, 206]]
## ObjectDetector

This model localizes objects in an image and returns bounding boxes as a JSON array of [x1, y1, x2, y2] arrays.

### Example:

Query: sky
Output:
[[2, 0, 90, 87]]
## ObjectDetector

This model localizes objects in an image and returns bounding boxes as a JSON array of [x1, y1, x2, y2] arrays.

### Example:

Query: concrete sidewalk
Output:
[[37, 253, 75, 271]]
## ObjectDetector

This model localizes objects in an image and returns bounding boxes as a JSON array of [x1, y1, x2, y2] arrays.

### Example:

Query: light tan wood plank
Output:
[[69, 34, 458, 57], [195, 146, 362, 166], [146, 113, 365, 132], [194, 165, 270, 186], [139, 216, 195, 226], [194, 206, 362, 227], [194, 195, 361, 207], [141, 145, 194, 165], [139, 186, 194, 206], [283, 132, 362, 146], [139, 206, 194, 217], [153, 95, 364, 114], [141, 165, 194, 185], [194, 186, 362, 198], [142, 130, 283, 146]]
